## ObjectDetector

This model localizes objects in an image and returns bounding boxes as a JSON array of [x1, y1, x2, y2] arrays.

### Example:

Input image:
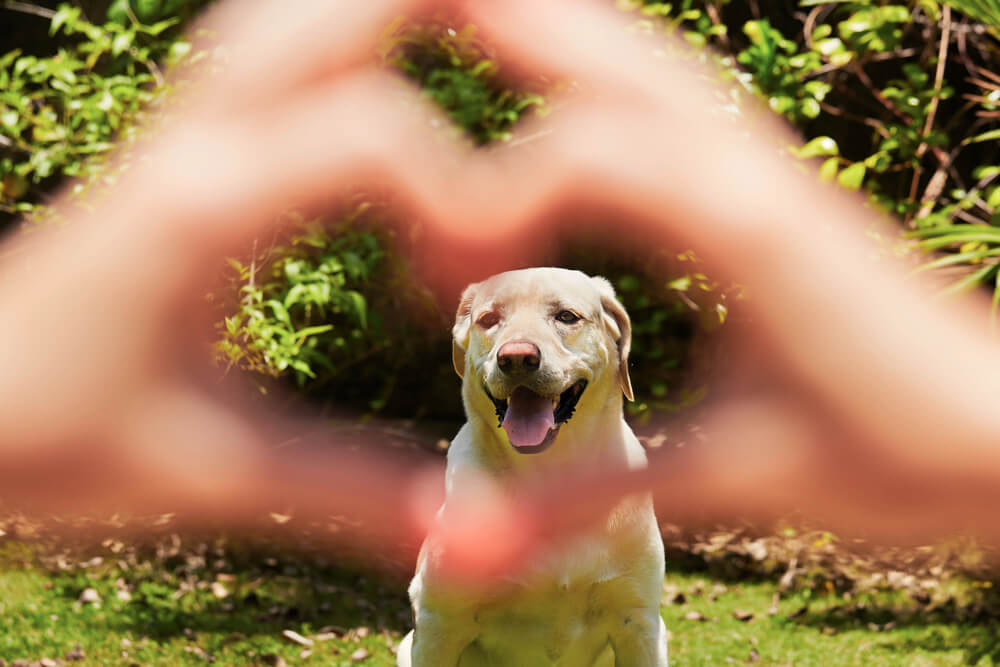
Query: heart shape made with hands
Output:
[[2, 0, 751, 571], [121, 0, 798, 573], [5, 0, 980, 576]]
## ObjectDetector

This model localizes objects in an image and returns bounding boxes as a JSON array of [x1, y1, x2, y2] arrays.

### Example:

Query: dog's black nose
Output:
[[497, 340, 541, 374]]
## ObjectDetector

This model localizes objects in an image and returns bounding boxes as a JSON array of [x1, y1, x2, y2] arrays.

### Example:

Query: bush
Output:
[[0, 3, 198, 228], [642, 1, 1000, 306]]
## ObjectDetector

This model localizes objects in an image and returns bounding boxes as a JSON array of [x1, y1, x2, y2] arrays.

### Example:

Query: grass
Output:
[[1, 533, 999, 667], [661, 571, 1000, 665]]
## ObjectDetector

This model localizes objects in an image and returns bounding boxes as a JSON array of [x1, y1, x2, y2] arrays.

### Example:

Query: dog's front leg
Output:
[[408, 609, 480, 667], [608, 608, 669, 667]]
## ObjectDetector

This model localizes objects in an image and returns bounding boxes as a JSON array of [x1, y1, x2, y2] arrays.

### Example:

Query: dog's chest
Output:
[[455, 535, 648, 666], [470, 570, 632, 665]]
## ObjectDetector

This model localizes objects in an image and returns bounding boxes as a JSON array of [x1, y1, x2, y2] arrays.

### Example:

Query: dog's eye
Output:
[[555, 310, 581, 324], [476, 311, 500, 329]]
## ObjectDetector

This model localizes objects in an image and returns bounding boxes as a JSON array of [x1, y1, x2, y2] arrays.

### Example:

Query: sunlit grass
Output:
[[1, 542, 997, 666]]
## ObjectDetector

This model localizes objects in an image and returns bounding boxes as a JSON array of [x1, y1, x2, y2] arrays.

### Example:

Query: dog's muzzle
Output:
[[485, 379, 587, 454]]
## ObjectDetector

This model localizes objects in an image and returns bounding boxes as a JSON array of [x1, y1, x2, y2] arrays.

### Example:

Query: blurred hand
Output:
[[1, 0, 1000, 577], [0, 0, 471, 538], [413, 0, 1000, 572]]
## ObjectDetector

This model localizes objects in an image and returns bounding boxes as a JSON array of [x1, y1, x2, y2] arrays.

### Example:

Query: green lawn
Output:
[[662, 572, 999, 665], [1, 534, 998, 667]]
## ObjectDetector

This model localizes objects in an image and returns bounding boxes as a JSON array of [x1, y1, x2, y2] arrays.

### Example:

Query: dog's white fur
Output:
[[398, 268, 668, 667]]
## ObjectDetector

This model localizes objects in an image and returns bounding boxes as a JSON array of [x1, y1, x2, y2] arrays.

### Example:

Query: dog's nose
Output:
[[497, 340, 541, 374]]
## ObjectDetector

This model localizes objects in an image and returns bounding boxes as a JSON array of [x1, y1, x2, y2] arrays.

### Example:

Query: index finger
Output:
[[194, 0, 455, 107], [462, 0, 708, 101]]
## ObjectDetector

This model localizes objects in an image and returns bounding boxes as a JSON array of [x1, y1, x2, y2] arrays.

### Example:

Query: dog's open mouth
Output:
[[485, 380, 587, 453]]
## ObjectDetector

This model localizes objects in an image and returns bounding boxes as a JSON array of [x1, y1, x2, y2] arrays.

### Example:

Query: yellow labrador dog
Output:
[[399, 268, 668, 667]]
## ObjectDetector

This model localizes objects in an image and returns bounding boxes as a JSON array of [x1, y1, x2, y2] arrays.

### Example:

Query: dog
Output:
[[398, 267, 668, 667]]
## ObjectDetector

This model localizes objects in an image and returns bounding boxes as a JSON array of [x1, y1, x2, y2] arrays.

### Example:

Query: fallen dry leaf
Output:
[[78, 588, 101, 604], [350, 647, 370, 662], [281, 629, 314, 647]]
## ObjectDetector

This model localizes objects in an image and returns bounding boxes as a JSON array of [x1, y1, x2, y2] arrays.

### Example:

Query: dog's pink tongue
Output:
[[502, 387, 555, 448]]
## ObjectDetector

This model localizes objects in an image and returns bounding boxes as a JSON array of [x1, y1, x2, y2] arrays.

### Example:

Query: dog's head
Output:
[[452, 268, 633, 454]]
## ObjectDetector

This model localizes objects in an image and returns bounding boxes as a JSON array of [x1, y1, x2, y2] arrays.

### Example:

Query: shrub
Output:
[[640, 1, 1000, 310], [0, 3, 198, 227]]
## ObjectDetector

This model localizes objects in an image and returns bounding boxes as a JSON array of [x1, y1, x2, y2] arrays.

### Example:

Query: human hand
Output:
[[3, 0, 1000, 574], [0, 0, 477, 542], [410, 0, 1000, 574]]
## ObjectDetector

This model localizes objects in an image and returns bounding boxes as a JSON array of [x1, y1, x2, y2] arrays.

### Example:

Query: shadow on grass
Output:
[[43, 539, 414, 644], [885, 624, 1000, 665], [787, 592, 1000, 665]]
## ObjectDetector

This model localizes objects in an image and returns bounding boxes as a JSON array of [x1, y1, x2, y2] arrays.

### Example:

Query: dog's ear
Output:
[[592, 276, 634, 401], [452, 283, 478, 379]]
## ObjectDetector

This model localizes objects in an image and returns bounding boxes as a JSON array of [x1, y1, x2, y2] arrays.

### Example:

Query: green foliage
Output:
[[0, 3, 194, 221], [610, 250, 734, 420], [381, 23, 545, 144], [635, 1, 1000, 317], [836, 3, 912, 53], [937, 0, 1000, 33], [738, 19, 827, 122], [217, 209, 384, 388], [106, 0, 207, 25]]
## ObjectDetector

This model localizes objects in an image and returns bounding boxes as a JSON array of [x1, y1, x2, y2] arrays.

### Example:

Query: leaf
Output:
[[294, 324, 334, 341], [0, 49, 21, 71], [813, 37, 846, 57], [800, 98, 821, 118], [668, 275, 692, 291], [145, 17, 180, 35], [914, 229, 1000, 250], [50, 6, 81, 36], [819, 157, 839, 182], [973, 165, 1000, 180], [879, 5, 912, 23], [97, 90, 114, 111], [918, 0, 940, 20], [111, 32, 133, 57], [266, 299, 291, 326], [988, 186, 1000, 210], [794, 136, 839, 158], [911, 248, 1000, 274], [283, 283, 308, 309], [281, 629, 314, 647], [966, 128, 1000, 145], [346, 291, 368, 329], [837, 162, 866, 190]]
